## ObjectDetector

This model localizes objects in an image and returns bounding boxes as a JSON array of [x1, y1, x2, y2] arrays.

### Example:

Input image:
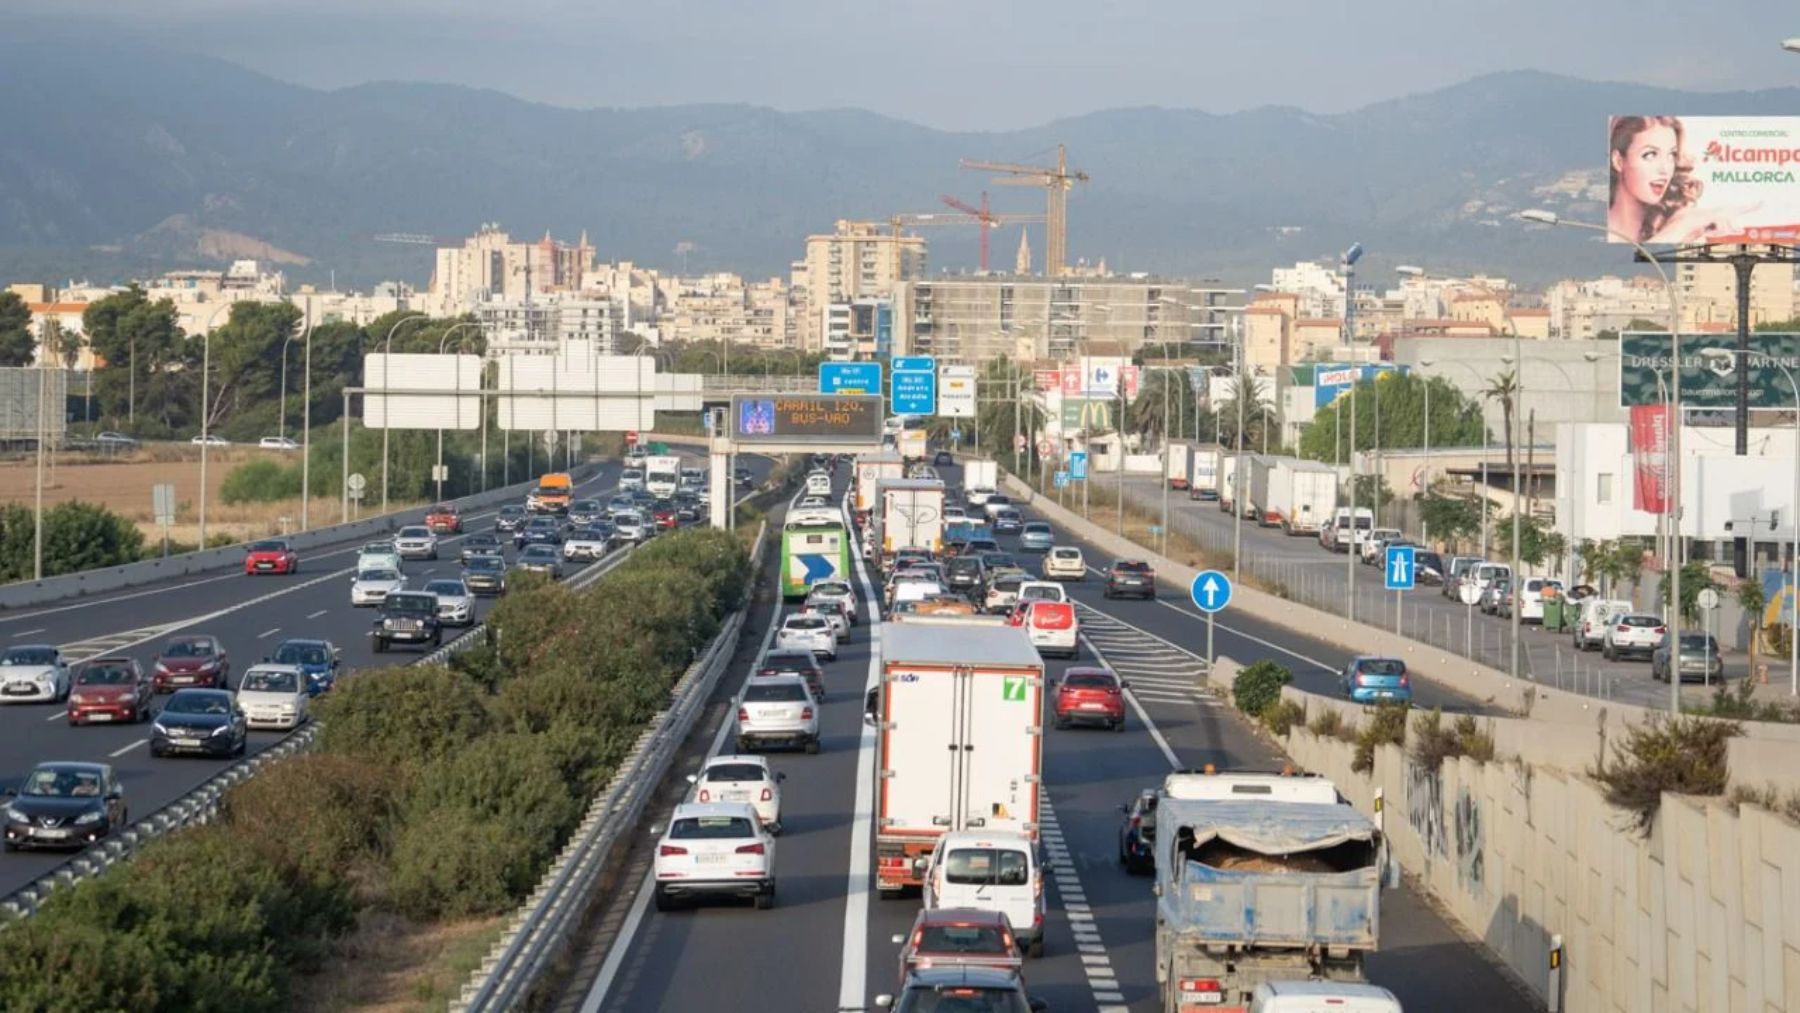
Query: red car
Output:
[[152, 635, 231, 692], [651, 502, 679, 529], [244, 538, 298, 575], [1052, 666, 1128, 731], [68, 657, 153, 726], [894, 907, 1023, 986], [425, 504, 463, 534]]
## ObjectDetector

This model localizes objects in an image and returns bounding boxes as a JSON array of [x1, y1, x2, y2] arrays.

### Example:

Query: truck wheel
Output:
[[1028, 937, 1044, 959]]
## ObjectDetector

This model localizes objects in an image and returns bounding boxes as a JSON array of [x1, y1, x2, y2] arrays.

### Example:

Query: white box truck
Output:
[[1251, 457, 1339, 535], [962, 458, 999, 500], [871, 617, 1044, 897], [854, 453, 906, 524], [643, 455, 682, 499], [1188, 444, 1223, 501], [1164, 443, 1192, 490], [876, 477, 946, 558], [898, 429, 928, 463], [1218, 454, 1258, 518]]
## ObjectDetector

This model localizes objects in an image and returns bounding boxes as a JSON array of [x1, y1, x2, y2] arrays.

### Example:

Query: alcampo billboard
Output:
[[1608, 116, 1800, 246]]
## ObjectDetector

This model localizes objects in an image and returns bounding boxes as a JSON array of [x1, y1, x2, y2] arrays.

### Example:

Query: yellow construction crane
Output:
[[960, 144, 1088, 277]]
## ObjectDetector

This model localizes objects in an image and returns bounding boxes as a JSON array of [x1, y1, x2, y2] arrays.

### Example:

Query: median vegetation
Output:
[[0, 527, 751, 1010], [0, 501, 145, 582]]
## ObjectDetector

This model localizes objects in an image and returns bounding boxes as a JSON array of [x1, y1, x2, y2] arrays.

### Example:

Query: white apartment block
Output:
[[1269, 261, 1347, 319], [797, 221, 925, 352], [428, 224, 595, 316]]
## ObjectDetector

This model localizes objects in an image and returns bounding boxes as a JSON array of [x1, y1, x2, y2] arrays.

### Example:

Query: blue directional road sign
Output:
[[819, 361, 882, 395], [891, 355, 937, 415], [1190, 569, 1233, 614], [799, 552, 838, 584], [1384, 544, 1417, 591], [1054, 470, 1070, 489], [1069, 451, 1089, 481]]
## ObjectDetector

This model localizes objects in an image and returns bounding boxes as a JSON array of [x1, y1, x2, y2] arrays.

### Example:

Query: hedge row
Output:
[[0, 527, 751, 1010]]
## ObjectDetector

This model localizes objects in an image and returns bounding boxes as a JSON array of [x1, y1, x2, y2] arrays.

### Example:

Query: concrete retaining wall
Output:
[[0, 463, 599, 612]]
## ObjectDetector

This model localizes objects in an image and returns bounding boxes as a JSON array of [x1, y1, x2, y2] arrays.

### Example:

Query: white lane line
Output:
[[1153, 597, 1337, 674], [306, 610, 327, 619], [9, 628, 44, 638], [1080, 633, 1181, 769], [256, 628, 280, 639], [45, 710, 66, 722], [108, 737, 147, 758], [836, 492, 882, 1013]]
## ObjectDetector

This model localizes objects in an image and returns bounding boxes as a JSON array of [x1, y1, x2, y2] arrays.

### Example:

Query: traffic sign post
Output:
[[1054, 470, 1069, 489], [892, 356, 937, 416], [1698, 586, 1721, 686], [1190, 569, 1233, 673], [820, 361, 883, 396], [1385, 545, 1416, 636], [1069, 451, 1088, 481]]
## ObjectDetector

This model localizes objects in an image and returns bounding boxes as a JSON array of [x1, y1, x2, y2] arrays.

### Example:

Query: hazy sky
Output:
[[18, 0, 1800, 129]]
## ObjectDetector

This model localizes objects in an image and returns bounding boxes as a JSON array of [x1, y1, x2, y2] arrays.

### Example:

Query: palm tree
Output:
[[1482, 369, 1519, 479], [1218, 375, 1274, 452]]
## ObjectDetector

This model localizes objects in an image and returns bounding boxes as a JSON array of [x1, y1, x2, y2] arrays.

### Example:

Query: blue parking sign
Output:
[[1069, 451, 1088, 481], [1384, 545, 1416, 591]]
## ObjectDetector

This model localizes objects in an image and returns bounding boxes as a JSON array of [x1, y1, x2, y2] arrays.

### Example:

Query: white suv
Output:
[[736, 675, 820, 753], [804, 581, 858, 626], [653, 802, 776, 911], [393, 526, 440, 561], [688, 755, 784, 832], [775, 613, 837, 660], [1603, 613, 1666, 661], [1042, 546, 1086, 581]]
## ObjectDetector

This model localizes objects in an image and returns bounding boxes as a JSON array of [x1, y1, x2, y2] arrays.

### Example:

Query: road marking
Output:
[[9, 628, 44, 638], [256, 628, 280, 639], [1041, 796, 1131, 1010], [108, 737, 147, 758], [1154, 598, 1337, 674], [837, 491, 881, 1013], [45, 710, 65, 721], [306, 610, 327, 619]]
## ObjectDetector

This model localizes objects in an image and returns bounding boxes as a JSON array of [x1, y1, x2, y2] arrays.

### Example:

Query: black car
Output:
[[1118, 788, 1158, 873], [462, 554, 508, 596], [945, 556, 987, 593], [933, 450, 954, 466], [373, 591, 444, 652], [150, 688, 247, 758], [514, 516, 564, 549], [568, 499, 604, 527], [734, 467, 754, 488], [756, 649, 826, 701], [460, 532, 503, 561], [495, 505, 527, 533], [1104, 559, 1157, 599], [1414, 550, 1446, 587], [3, 761, 128, 851]]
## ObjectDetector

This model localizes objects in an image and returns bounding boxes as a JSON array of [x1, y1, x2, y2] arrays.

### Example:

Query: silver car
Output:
[[351, 568, 405, 606], [735, 675, 820, 754], [514, 544, 564, 579], [803, 580, 858, 626], [393, 525, 440, 561], [0, 644, 70, 704], [423, 578, 476, 627], [1018, 521, 1055, 552]]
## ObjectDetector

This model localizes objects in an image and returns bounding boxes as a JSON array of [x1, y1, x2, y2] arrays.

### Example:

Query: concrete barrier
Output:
[[0, 463, 600, 612]]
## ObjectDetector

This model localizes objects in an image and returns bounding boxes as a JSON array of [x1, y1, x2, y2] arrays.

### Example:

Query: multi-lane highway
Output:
[[574, 460, 1535, 1013], [0, 452, 769, 901]]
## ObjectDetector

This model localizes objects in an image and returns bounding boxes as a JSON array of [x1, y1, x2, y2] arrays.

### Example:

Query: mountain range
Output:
[[4, 31, 1799, 290]]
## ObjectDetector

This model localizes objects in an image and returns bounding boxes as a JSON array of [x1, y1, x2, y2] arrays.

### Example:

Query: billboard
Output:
[[1311, 363, 1402, 408], [727, 395, 883, 444], [495, 351, 657, 431], [363, 354, 483, 430], [1607, 116, 1800, 246], [1060, 398, 1113, 432], [937, 364, 977, 418], [1618, 331, 1800, 408]]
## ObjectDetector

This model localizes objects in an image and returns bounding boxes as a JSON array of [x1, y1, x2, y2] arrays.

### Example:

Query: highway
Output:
[[0, 451, 770, 901], [575, 460, 1535, 1013]]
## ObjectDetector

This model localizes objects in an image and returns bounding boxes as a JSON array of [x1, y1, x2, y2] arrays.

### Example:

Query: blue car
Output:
[[1340, 656, 1412, 705], [1018, 521, 1054, 552], [268, 638, 341, 695]]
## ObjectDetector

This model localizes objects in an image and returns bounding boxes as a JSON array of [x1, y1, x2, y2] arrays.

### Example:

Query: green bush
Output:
[[1352, 703, 1410, 773], [224, 754, 395, 877], [386, 805, 546, 919], [219, 458, 301, 504], [1308, 708, 1348, 739], [1590, 715, 1739, 837], [1261, 699, 1305, 736], [315, 664, 491, 770], [1231, 659, 1293, 717], [0, 501, 148, 581], [1410, 709, 1497, 768], [0, 917, 161, 1012]]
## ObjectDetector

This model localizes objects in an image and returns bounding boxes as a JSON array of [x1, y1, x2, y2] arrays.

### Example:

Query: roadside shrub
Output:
[[0, 501, 148, 580], [1694, 680, 1800, 724], [0, 917, 161, 1012], [1589, 715, 1739, 837], [629, 527, 753, 612], [315, 664, 491, 770], [585, 568, 720, 671], [1308, 708, 1348, 740], [220, 458, 301, 504], [1352, 703, 1410, 774], [225, 754, 395, 878], [1409, 709, 1497, 769], [1231, 659, 1292, 717], [1261, 698, 1305, 736], [491, 661, 667, 738], [1729, 783, 1800, 825]]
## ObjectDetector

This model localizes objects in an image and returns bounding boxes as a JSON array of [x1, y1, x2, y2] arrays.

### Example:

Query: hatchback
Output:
[[653, 802, 777, 910], [1117, 788, 1158, 873], [992, 508, 1024, 534], [1652, 631, 1725, 683], [68, 658, 153, 725], [1043, 546, 1085, 581], [3, 762, 128, 852], [1017, 522, 1054, 553], [736, 675, 820, 753], [1340, 656, 1412, 705], [150, 688, 247, 758], [775, 614, 837, 660], [1053, 667, 1127, 731], [890, 907, 1023, 988], [688, 755, 785, 831], [1604, 614, 1665, 661]]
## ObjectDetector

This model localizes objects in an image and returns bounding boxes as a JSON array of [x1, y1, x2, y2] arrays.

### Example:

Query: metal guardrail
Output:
[[0, 542, 637, 921], [452, 521, 769, 1012]]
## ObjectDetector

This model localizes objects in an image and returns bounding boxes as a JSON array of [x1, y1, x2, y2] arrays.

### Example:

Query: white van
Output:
[[1249, 980, 1402, 1013], [1459, 562, 1512, 606], [921, 829, 1046, 957], [806, 472, 832, 497], [1574, 597, 1633, 651]]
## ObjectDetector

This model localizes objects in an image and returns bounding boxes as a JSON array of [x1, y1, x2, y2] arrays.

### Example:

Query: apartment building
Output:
[[428, 224, 595, 316], [796, 221, 925, 352]]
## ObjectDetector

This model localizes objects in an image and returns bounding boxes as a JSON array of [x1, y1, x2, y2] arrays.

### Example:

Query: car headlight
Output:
[[70, 693, 88, 704], [74, 810, 103, 825], [3, 805, 22, 822], [118, 693, 136, 703], [210, 724, 234, 736], [154, 662, 170, 674], [152, 722, 169, 735]]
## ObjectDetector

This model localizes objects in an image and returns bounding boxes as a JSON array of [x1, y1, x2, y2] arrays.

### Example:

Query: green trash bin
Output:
[[1542, 594, 1566, 632]]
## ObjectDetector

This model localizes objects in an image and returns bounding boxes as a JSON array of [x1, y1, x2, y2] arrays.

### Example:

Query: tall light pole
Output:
[[1232, 312, 1247, 585], [278, 331, 295, 443], [196, 302, 233, 549], [435, 322, 481, 502], [1418, 359, 1435, 546], [1342, 242, 1364, 621], [296, 297, 314, 530], [380, 313, 429, 515], [1520, 210, 1682, 709]]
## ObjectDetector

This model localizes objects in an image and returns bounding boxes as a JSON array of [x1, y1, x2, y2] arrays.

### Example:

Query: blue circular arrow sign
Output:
[[1190, 569, 1232, 614]]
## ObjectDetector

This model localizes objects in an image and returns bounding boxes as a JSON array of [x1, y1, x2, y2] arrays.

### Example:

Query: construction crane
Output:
[[886, 200, 1046, 274], [960, 144, 1088, 277]]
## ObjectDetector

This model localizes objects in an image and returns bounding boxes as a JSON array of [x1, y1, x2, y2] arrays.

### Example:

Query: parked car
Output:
[[1479, 577, 1512, 616], [152, 635, 230, 692], [1103, 559, 1157, 599], [1117, 787, 1158, 873], [1652, 631, 1725, 683], [150, 688, 247, 758], [1052, 667, 1128, 731], [1508, 577, 1564, 623], [0, 644, 70, 704], [1574, 598, 1634, 652], [2, 762, 128, 851], [94, 431, 138, 451], [189, 433, 230, 447], [1339, 656, 1412, 705], [1360, 528, 1403, 565], [652, 802, 777, 911], [1603, 613, 1666, 661], [1414, 550, 1446, 586], [257, 435, 300, 451], [1442, 556, 1484, 599], [68, 658, 153, 725], [688, 755, 785, 832]]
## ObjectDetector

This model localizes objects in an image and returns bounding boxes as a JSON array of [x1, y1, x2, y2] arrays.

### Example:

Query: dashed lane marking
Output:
[[1041, 797, 1130, 1012], [108, 737, 147, 758]]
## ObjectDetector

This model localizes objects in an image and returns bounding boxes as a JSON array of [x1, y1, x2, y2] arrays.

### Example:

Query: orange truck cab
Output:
[[527, 473, 573, 513]]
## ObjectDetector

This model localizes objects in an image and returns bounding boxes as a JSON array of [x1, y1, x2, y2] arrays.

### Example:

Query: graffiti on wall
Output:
[[1453, 783, 1486, 895], [1406, 760, 1447, 859]]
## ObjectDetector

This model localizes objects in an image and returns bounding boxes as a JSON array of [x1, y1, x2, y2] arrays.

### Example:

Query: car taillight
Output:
[[1655, 627, 1667, 635], [659, 845, 687, 857], [1617, 624, 1630, 633], [736, 842, 765, 855], [1179, 977, 1224, 1002], [737, 707, 749, 723], [801, 707, 814, 720], [1399, 673, 1410, 686], [760, 787, 773, 802], [697, 789, 710, 801]]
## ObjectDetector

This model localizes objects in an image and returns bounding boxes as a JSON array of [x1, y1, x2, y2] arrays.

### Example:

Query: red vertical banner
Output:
[[1629, 404, 1671, 514]]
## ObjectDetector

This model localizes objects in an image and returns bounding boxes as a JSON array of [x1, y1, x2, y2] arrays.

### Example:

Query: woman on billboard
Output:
[[1608, 115, 1757, 244]]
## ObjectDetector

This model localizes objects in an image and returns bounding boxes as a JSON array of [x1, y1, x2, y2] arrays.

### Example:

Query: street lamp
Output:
[[1520, 209, 1683, 710], [1702, 346, 1800, 697], [1341, 242, 1364, 622], [435, 323, 482, 502], [1784, 37, 1800, 53], [380, 313, 430, 515], [295, 297, 315, 530], [196, 301, 234, 549]]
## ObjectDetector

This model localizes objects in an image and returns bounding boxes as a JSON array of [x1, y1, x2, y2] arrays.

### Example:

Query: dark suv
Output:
[[945, 556, 987, 594], [373, 591, 443, 653], [1103, 559, 1157, 599]]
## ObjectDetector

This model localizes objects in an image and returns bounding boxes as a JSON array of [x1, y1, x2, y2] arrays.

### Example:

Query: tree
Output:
[[1738, 579, 1767, 680], [1216, 374, 1277, 452], [0, 291, 34, 366], [201, 301, 304, 437], [1419, 492, 1490, 548], [1482, 370, 1519, 479], [1656, 560, 1721, 625], [1127, 366, 1209, 444], [81, 287, 186, 432], [1298, 371, 1484, 465]]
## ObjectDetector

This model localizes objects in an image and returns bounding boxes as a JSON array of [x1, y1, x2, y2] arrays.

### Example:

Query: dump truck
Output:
[[1153, 769, 1394, 1012]]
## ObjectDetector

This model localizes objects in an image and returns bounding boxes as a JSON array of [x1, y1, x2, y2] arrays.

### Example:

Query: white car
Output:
[[1511, 577, 1564, 623], [356, 542, 403, 574], [688, 754, 785, 832], [804, 580, 858, 625], [1574, 597, 1633, 652], [257, 436, 300, 451], [1603, 613, 1666, 661], [189, 433, 230, 447], [351, 568, 406, 606], [653, 802, 777, 911], [1360, 529, 1403, 565], [984, 573, 1026, 614], [1042, 546, 1087, 581], [1015, 580, 1068, 605], [620, 468, 646, 492], [236, 664, 309, 730], [393, 525, 440, 560], [0, 644, 70, 704], [775, 613, 837, 660], [612, 511, 649, 543], [800, 602, 850, 642], [943, 505, 969, 524], [422, 578, 475, 627], [966, 486, 996, 507], [798, 495, 830, 510], [735, 674, 820, 753], [805, 472, 832, 497], [1017, 600, 1079, 659], [980, 497, 1014, 521], [562, 528, 611, 561]]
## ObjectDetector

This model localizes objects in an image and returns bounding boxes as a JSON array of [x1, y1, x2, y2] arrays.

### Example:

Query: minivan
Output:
[[1248, 980, 1402, 1013], [1574, 597, 1633, 651], [920, 830, 1046, 958]]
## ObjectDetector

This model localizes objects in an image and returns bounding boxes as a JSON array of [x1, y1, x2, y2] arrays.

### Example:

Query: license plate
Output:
[[696, 852, 727, 865], [88, 713, 113, 722], [1080, 702, 1107, 710], [256, 563, 272, 570], [33, 828, 69, 839], [173, 738, 201, 748], [721, 791, 749, 801], [755, 708, 787, 720]]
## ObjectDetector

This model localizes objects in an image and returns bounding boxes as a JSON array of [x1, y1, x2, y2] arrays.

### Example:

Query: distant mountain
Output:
[[3, 33, 1798, 290]]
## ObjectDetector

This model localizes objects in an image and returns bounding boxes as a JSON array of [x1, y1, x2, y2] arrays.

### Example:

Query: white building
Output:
[[1269, 261, 1347, 320]]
